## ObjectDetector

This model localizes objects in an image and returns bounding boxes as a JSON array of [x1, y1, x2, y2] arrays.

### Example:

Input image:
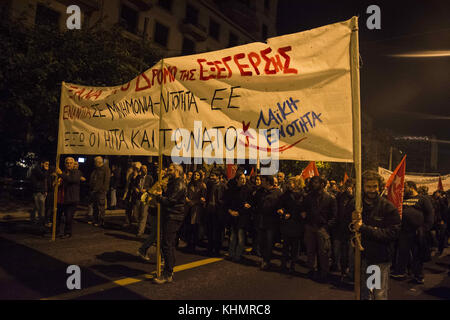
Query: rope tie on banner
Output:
[[349, 220, 364, 251]]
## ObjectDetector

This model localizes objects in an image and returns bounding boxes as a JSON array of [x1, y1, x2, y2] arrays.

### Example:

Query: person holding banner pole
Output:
[[152, 164, 187, 284], [351, 170, 401, 300]]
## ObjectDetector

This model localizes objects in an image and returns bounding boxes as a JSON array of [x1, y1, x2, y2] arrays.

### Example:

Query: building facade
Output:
[[4, 0, 278, 57]]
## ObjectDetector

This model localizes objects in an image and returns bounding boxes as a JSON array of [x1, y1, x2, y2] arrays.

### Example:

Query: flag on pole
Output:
[[226, 164, 238, 180], [343, 172, 349, 184], [385, 155, 406, 218], [301, 161, 319, 180], [438, 175, 444, 191]]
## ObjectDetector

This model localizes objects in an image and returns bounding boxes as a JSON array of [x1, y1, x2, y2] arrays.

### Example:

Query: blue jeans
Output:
[[33, 192, 46, 223], [334, 238, 354, 275], [361, 259, 391, 300], [229, 226, 246, 260]]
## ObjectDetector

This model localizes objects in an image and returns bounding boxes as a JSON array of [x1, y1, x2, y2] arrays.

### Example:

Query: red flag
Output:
[[343, 172, 349, 184], [301, 161, 319, 180], [250, 167, 255, 177], [385, 155, 406, 218], [438, 176, 444, 191], [226, 164, 237, 180]]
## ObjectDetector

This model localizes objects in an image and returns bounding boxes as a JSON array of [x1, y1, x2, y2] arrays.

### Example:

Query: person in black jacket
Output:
[[185, 171, 206, 253], [56, 157, 81, 238], [258, 175, 282, 271], [277, 176, 304, 273], [153, 163, 187, 284], [226, 171, 252, 262], [205, 168, 227, 257], [302, 176, 337, 281], [89, 156, 110, 227], [392, 181, 434, 284], [332, 178, 356, 281], [352, 170, 401, 300], [109, 164, 121, 210], [432, 190, 449, 255], [30, 159, 49, 228], [248, 175, 263, 256]]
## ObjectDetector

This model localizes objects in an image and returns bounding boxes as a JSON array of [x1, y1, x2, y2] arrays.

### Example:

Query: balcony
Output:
[[179, 20, 208, 42]]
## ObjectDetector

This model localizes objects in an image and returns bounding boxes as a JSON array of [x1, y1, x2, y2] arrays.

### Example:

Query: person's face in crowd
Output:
[[288, 180, 296, 191], [42, 161, 49, 171], [141, 165, 148, 176], [261, 177, 272, 190], [237, 174, 246, 187], [345, 185, 354, 196], [273, 177, 278, 187], [363, 179, 379, 201], [330, 181, 337, 191], [188, 172, 193, 180], [210, 173, 218, 183], [74, 162, 79, 170], [167, 165, 176, 178], [65, 158, 74, 170], [311, 179, 322, 192], [193, 172, 200, 181], [95, 158, 103, 168], [255, 176, 261, 186], [404, 184, 412, 198], [277, 172, 285, 183]]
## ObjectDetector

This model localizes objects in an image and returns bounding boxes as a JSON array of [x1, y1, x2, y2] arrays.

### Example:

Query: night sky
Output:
[[277, 0, 450, 171]]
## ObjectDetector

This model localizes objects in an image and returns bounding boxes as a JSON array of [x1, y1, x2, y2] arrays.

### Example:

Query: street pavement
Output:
[[0, 212, 449, 300]]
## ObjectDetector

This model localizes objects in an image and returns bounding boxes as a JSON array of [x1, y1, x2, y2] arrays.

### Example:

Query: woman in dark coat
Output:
[[185, 171, 207, 252], [277, 176, 305, 273], [226, 172, 252, 262]]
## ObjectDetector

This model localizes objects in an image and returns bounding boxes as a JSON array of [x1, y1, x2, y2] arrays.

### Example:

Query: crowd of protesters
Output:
[[28, 156, 450, 298]]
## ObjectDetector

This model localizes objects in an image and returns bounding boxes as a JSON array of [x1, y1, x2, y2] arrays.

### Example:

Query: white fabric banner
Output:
[[378, 167, 450, 193], [58, 18, 356, 162]]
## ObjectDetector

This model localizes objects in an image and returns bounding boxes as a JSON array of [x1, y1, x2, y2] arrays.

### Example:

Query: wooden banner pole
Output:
[[350, 16, 363, 300]]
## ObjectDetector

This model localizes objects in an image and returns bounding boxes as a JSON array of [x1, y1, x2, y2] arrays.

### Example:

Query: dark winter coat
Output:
[[60, 169, 82, 204], [205, 179, 227, 224], [258, 187, 282, 230], [225, 179, 252, 230], [89, 165, 111, 194], [360, 196, 401, 264], [302, 190, 337, 231], [30, 166, 49, 193], [158, 176, 187, 222], [186, 181, 206, 224], [335, 191, 355, 240], [278, 189, 304, 237]]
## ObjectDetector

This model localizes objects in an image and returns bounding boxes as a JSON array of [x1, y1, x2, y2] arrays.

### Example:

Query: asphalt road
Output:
[[0, 215, 449, 300]]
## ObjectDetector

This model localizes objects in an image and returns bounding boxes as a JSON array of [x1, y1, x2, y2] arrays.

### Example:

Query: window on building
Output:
[[120, 4, 138, 34], [209, 19, 220, 40], [154, 21, 169, 47], [181, 37, 195, 55], [262, 24, 268, 39], [228, 32, 238, 47], [158, 0, 173, 12], [35, 4, 60, 28], [185, 4, 198, 25]]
